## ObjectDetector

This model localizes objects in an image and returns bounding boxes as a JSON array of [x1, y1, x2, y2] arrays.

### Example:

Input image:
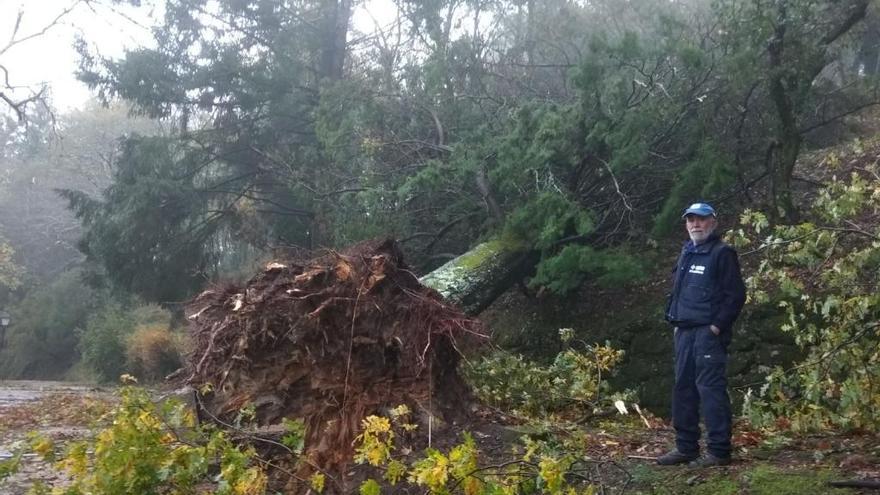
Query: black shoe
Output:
[[688, 453, 731, 467], [656, 449, 698, 465]]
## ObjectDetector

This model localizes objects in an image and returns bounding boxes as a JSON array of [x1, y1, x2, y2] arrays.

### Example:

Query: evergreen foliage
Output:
[[0, 270, 94, 379], [59, 0, 876, 302], [0, 103, 158, 290], [530, 245, 646, 296], [62, 136, 222, 302], [653, 143, 737, 237]]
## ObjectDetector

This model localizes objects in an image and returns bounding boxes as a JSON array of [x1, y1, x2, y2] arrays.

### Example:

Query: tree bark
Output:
[[476, 165, 504, 225], [765, 0, 869, 223], [767, 1, 801, 223], [420, 240, 535, 315], [320, 0, 353, 81]]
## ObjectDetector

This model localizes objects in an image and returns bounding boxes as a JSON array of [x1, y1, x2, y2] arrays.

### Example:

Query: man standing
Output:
[[658, 202, 746, 467]]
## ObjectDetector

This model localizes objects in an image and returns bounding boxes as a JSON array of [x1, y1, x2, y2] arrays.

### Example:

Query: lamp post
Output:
[[0, 310, 9, 347]]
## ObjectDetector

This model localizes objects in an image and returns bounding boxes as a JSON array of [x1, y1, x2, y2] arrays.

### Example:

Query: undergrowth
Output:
[[8, 377, 279, 494], [4, 333, 636, 494], [463, 328, 635, 420], [735, 163, 880, 431], [353, 405, 605, 494]]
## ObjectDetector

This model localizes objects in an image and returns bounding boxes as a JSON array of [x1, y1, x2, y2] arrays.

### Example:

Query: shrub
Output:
[[736, 166, 880, 431], [47, 384, 268, 494], [80, 301, 179, 383], [125, 324, 183, 381], [78, 302, 134, 383], [129, 303, 172, 329]]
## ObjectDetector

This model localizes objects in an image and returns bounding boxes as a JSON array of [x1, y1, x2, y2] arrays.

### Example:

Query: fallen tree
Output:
[[185, 239, 493, 479], [419, 239, 535, 315]]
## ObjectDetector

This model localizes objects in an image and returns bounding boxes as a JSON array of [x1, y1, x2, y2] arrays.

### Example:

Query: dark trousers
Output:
[[672, 325, 732, 458]]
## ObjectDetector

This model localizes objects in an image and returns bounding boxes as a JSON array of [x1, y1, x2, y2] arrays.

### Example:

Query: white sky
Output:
[[0, 0, 397, 112], [0, 0, 159, 110]]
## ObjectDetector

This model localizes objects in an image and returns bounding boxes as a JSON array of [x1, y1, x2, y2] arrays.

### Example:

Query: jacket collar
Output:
[[683, 232, 721, 254]]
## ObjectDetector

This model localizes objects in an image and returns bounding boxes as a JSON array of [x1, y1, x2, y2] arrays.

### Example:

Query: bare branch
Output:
[[0, 1, 84, 121], [0, 0, 83, 57], [598, 158, 633, 213], [0, 86, 46, 122]]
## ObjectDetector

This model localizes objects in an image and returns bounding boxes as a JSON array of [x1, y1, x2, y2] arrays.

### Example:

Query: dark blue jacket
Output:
[[666, 233, 746, 338]]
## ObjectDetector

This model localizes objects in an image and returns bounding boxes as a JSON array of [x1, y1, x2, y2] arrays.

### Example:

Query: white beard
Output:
[[689, 228, 714, 244]]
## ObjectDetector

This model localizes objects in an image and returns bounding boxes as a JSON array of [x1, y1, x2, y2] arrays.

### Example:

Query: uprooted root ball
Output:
[[185, 239, 485, 477]]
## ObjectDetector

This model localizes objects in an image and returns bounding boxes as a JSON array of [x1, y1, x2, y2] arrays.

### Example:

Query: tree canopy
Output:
[[59, 0, 878, 302]]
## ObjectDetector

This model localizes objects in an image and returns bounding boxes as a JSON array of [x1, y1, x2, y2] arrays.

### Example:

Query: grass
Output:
[[744, 464, 852, 495], [628, 462, 856, 495]]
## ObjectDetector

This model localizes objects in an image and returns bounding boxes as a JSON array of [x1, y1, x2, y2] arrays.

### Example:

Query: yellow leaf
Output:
[[310, 472, 326, 493]]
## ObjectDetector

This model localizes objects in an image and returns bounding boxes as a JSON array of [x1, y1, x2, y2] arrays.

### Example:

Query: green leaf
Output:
[[359, 478, 382, 495]]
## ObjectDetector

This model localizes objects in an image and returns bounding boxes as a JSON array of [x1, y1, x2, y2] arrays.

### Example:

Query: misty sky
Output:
[[1, 0, 396, 112]]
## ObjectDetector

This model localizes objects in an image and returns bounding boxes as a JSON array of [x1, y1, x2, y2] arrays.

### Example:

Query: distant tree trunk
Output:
[[768, 129, 801, 223], [312, 0, 353, 247], [320, 0, 353, 80], [854, 9, 880, 75], [766, 0, 869, 224], [476, 165, 504, 225], [767, 1, 800, 223], [525, 0, 536, 65]]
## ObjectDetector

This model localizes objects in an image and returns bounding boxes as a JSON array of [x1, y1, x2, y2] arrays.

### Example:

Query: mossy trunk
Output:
[[420, 240, 535, 316]]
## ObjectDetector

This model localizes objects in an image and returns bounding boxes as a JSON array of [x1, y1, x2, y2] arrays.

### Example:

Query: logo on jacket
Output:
[[688, 264, 706, 274]]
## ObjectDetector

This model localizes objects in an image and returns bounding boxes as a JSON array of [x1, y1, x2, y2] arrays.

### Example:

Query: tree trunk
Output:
[[476, 165, 504, 225], [420, 240, 535, 315], [765, 0, 869, 224], [525, 0, 535, 65], [767, 1, 800, 224], [770, 129, 801, 223], [320, 0, 352, 80]]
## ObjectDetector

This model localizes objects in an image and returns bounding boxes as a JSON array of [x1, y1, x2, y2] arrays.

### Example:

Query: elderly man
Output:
[[658, 202, 746, 467]]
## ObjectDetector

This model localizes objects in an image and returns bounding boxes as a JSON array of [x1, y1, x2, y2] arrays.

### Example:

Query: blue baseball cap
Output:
[[681, 202, 716, 218]]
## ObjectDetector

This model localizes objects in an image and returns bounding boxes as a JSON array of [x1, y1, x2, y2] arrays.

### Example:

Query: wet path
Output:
[[0, 381, 99, 408], [0, 381, 105, 460], [0, 381, 116, 493]]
